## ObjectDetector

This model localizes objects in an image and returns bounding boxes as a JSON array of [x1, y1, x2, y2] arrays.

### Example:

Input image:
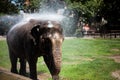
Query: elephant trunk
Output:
[[53, 46, 62, 71], [43, 38, 62, 80], [51, 41, 62, 80]]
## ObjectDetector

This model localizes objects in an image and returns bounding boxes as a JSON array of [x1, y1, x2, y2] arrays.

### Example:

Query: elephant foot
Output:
[[30, 76, 38, 80], [52, 75, 59, 80], [19, 71, 27, 76], [11, 69, 18, 74], [31, 78, 39, 80]]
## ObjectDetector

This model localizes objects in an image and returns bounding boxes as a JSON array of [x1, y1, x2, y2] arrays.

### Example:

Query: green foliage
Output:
[[65, 0, 120, 24], [65, 0, 103, 18], [100, 0, 120, 23], [25, 0, 43, 12], [0, 0, 18, 14]]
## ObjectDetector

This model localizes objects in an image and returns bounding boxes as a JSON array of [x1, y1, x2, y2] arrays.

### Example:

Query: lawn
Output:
[[0, 38, 120, 80]]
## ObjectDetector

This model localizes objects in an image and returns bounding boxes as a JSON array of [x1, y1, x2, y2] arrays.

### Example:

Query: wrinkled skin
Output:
[[7, 19, 64, 80]]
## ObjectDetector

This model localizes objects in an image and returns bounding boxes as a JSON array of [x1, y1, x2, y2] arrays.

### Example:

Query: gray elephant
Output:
[[6, 19, 64, 80]]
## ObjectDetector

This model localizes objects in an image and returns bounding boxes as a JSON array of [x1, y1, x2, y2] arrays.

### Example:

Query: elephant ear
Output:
[[30, 24, 40, 46]]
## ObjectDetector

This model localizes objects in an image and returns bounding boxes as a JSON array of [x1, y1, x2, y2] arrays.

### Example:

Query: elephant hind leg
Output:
[[9, 52, 18, 74], [19, 58, 26, 76]]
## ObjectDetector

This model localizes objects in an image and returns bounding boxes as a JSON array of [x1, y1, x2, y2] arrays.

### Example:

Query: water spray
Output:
[[0, 0, 78, 37], [48, 21, 54, 28]]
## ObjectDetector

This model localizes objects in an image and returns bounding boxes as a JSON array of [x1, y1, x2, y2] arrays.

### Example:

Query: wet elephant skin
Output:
[[6, 19, 64, 80]]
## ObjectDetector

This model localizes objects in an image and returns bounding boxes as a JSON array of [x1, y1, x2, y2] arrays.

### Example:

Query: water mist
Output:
[[0, 0, 77, 37]]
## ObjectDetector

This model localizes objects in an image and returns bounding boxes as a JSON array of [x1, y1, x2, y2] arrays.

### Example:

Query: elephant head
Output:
[[30, 20, 64, 80]]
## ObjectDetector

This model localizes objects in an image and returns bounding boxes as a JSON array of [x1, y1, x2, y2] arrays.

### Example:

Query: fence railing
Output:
[[83, 30, 120, 38]]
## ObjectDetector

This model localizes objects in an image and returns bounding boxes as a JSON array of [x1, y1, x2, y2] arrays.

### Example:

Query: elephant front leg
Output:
[[19, 58, 26, 76], [28, 57, 38, 80]]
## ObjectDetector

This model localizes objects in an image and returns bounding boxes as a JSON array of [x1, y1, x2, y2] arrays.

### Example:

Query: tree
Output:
[[99, 0, 120, 24], [65, 0, 103, 21], [63, 0, 104, 36], [0, 0, 18, 15], [23, 0, 42, 13]]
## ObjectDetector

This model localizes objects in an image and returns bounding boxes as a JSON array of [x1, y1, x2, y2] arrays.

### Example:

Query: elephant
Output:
[[6, 19, 64, 80]]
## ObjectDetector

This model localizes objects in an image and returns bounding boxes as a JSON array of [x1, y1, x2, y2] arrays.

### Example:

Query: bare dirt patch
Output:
[[109, 55, 120, 63], [112, 70, 120, 80], [63, 57, 94, 65], [0, 36, 6, 40], [37, 72, 51, 80], [0, 67, 31, 80], [111, 48, 120, 52], [109, 55, 120, 80]]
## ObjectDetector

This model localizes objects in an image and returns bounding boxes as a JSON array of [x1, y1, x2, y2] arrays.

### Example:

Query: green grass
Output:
[[0, 40, 10, 68], [0, 38, 120, 80], [60, 38, 120, 80]]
